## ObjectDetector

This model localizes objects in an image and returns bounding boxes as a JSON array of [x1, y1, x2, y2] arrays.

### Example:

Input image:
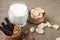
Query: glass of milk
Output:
[[8, 1, 28, 27]]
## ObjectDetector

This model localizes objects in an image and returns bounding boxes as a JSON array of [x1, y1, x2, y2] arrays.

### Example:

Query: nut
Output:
[[24, 30, 29, 35], [30, 7, 44, 19], [38, 23, 47, 29], [46, 22, 52, 27], [30, 27, 35, 32], [13, 31, 18, 34], [56, 37, 60, 40], [29, 35, 34, 40], [36, 28, 44, 34], [35, 7, 44, 14], [52, 24, 59, 30], [22, 37, 27, 40], [37, 13, 43, 18]]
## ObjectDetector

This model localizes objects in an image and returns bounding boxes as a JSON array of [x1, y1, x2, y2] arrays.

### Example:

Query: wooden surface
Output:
[[0, 0, 60, 40]]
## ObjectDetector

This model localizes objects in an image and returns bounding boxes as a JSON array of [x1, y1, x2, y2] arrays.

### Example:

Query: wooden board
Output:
[[0, 0, 60, 40]]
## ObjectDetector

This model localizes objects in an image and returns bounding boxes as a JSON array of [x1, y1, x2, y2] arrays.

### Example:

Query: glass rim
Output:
[[8, 1, 27, 9]]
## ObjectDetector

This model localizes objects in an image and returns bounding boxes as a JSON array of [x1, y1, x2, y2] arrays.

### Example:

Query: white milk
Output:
[[8, 3, 28, 27]]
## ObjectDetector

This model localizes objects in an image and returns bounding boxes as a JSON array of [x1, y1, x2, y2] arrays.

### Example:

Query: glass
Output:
[[8, 1, 28, 27]]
